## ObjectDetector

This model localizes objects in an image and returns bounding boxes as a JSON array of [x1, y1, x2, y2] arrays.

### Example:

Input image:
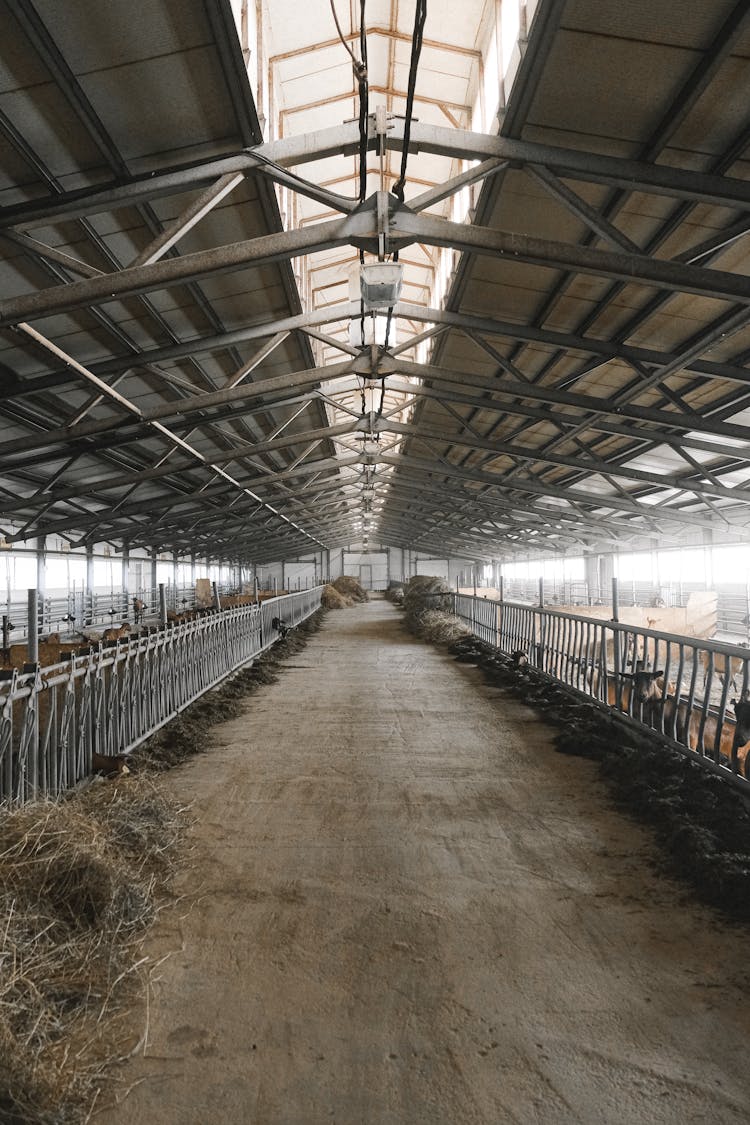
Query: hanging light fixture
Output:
[[360, 262, 403, 309]]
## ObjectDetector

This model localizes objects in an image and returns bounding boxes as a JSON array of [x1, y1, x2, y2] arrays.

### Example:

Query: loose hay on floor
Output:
[[417, 609, 470, 645], [0, 777, 188, 1124]]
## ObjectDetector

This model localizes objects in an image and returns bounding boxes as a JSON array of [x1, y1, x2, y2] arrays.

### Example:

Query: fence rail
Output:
[[0, 587, 323, 805], [450, 593, 750, 789]]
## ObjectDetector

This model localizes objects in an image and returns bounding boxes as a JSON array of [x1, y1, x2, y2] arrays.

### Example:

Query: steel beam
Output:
[[378, 453, 747, 532], [380, 357, 750, 447], [375, 417, 750, 506], [0, 360, 356, 460], [5, 112, 750, 235], [0, 216, 360, 327], [7, 296, 749, 401], [392, 211, 750, 306]]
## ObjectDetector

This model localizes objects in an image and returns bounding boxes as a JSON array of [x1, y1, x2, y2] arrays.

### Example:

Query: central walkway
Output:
[[102, 600, 750, 1124]]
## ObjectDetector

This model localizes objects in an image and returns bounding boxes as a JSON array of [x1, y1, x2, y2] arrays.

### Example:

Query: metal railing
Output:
[[0, 587, 323, 805], [451, 593, 750, 789], [499, 577, 694, 608]]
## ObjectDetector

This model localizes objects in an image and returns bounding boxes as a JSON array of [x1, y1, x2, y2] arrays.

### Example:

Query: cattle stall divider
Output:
[[449, 593, 750, 790], [0, 587, 323, 805]]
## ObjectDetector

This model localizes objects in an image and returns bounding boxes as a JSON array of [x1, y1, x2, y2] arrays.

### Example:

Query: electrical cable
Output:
[[377, 379, 386, 417], [383, 0, 427, 354], [354, 0, 370, 351], [358, 0, 369, 204], [329, 0, 359, 68], [391, 0, 427, 205]]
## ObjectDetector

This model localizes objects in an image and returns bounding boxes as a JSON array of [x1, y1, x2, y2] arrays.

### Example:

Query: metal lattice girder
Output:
[[0, 217, 361, 326], [7, 344, 750, 474], [0, 417, 361, 491], [372, 418, 750, 507], [5, 189, 750, 327], [5, 115, 750, 234], [8, 397, 747, 516], [327, 373, 750, 463], [7, 297, 750, 403], [377, 452, 748, 533], [379, 357, 750, 448], [0, 360, 357, 460], [3, 455, 363, 543]]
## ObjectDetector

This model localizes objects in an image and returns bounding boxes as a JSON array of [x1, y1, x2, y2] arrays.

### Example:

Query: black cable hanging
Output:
[[391, 0, 427, 206], [383, 0, 427, 360], [356, 1, 370, 353], [358, 0, 369, 205]]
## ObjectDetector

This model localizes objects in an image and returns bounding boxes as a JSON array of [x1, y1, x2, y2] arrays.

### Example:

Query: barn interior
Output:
[[1, 2, 750, 1122]]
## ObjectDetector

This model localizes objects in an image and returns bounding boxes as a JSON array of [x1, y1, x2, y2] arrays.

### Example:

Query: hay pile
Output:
[[418, 608, 470, 645], [385, 581, 404, 605], [402, 575, 453, 635], [0, 777, 187, 1123], [331, 576, 368, 603], [321, 583, 352, 609]]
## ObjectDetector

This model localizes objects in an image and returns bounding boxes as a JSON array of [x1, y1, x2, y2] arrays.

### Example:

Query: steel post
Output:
[[27, 588, 38, 663]]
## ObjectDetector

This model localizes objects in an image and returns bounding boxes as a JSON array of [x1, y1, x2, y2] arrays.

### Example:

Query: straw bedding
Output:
[[0, 777, 188, 1123]]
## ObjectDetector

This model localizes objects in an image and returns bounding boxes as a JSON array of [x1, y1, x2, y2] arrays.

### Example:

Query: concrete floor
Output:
[[101, 600, 750, 1124]]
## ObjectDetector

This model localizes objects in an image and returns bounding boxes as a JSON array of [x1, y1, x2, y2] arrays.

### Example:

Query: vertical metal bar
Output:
[[158, 583, 168, 628], [27, 588, 38, 664]]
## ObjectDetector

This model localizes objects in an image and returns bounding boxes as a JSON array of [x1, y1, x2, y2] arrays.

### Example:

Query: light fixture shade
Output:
[[360, 262, 403, 309]]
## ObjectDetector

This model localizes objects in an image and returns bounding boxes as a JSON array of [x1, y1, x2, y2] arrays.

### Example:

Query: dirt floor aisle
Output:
[[101, 600, 750, 1125]]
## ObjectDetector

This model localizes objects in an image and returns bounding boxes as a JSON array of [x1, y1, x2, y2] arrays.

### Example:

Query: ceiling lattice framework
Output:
[[1, 0, 750, 565]]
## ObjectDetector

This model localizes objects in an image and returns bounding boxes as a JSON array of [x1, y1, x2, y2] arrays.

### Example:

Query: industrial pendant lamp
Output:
[[359, 262, 403, 309]]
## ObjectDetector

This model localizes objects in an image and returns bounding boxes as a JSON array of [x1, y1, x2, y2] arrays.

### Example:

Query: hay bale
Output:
[[322, 583, 352, 609], [331, 575, 368, 602], [0, 778, 187, 1122]]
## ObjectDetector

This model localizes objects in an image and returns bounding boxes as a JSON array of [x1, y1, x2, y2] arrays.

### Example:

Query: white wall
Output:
[[343, 550, 388, 589]]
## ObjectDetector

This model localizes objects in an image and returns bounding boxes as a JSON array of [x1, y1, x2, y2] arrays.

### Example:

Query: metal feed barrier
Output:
[[451, 593, 750, 790], [1, 582, 244, 645], [0, 587, 323, 805]]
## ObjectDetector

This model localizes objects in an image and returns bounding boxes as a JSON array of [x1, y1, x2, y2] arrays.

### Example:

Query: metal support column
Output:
[[36, 537, 46, 634], [26, 588, 39, 801], [27, 588, 38, 664], [121, 544, 130, 602]]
